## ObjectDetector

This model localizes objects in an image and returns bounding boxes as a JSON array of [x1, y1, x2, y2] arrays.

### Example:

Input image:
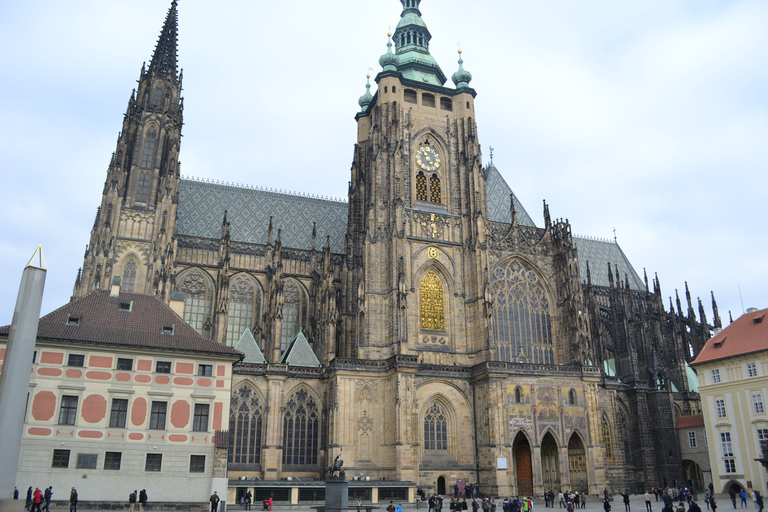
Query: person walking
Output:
[[755, 492, 763, 512], [559, 494, 565, 509], [129, 491, 138, 512], [139, 490, 148, 512], [210, 491, 220, 512], [605, 500, 612, 512], [25, 487, 33, 511], [32, 488, 43, 512], [623, 492, 631, 512], [730, 490, 737, 509], [69, 488, 78, 512], [43, 487, 53, 512], [741, 491, 747, 508], [646, 492, 653, 512], [246, 491, 253, 511], [690, 501, 703, 512]]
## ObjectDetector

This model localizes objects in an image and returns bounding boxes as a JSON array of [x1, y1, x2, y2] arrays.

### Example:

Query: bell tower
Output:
[[74, 1, 183, 300], [342, 0, 491, 363]]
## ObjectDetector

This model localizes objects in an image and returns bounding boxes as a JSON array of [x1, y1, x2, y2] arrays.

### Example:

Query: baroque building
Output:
[[73, 0, 719, 498]]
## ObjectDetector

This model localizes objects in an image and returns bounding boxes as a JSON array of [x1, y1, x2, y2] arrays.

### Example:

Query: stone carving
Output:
[[327, 453, 345, 480]]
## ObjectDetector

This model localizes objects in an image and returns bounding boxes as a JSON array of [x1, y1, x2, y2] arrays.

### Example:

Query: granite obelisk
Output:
[[0, 248, 47, 506]]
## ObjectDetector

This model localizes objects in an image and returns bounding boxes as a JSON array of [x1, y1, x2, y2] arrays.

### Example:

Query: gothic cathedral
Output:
[[73, 0, 716, 496]]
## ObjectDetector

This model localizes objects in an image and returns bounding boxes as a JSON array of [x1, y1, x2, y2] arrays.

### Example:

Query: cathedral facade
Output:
[[73, 0, 717, 497]]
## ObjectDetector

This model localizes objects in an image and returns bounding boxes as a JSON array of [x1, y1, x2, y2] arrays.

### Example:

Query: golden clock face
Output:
[[416, 146, 441, 171]]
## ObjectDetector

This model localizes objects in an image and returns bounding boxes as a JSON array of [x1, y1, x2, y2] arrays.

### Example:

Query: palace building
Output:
[[71, 0, 718, 499]]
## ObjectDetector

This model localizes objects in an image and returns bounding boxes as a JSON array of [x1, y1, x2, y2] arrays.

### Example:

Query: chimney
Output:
[[169, 291, 185, 318], [110, 276, 121, 297]]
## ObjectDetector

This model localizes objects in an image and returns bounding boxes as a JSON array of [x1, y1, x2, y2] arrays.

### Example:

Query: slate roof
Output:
[[280, 331, 321, 368], [178, 178, 348, 253], [233, 328, 266, 364], [484, 164, 536, 227], [0, 290, 242, 357], [691, 308, 768, 366], [573, 237, 645, 291]]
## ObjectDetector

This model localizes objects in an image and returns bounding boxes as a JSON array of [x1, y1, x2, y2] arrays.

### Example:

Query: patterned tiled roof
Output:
[[280, 331, 321, 368], [0, 290, 242, 357], [691, 308, 768, 366], [573, 237, 645, 291], [178, 179, 348, 253], [484, 164, 536, 227]]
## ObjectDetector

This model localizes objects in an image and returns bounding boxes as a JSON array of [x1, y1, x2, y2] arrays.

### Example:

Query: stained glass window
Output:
[[602, 414, 614, 464], [419, 271, 445, 331], [179, 270, 213, 338], [416, 172, 428, 201], [282, 389, 319, 466], [140, 129, 157, 169], [228, 386, 263, 465], [136, 172, 151, 203], [153, 85, 164, 106], [490, 260, 553, 364], [429, 174, 441, 203], [227, 276, 261, 346], [280, 280, 306, 351], [424, 403, 448, 450], [122, 259, 137, 292]]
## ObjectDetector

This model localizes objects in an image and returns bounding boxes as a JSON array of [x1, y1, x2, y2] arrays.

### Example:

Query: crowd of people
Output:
[[15, 486, 78, 512]]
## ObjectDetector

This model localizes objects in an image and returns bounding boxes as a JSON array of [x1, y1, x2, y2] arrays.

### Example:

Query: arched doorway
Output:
[[682, 460, 704, 492], [541, 432, 561, 492], [437, 476, 446, 495], [513, 433, 533, 495], [568, 434, 588, 492]]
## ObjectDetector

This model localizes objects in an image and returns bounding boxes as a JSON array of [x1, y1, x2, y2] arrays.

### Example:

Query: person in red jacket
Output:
[[32, 488, 43, 512]]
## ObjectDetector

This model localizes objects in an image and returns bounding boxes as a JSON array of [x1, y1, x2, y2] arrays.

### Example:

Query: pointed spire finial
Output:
[[489, 146, 494, 165], [451, 47, 473, 88], [358, 72, 374, 111], [148, 0, 179, 79], [379, 33, 399, 72]]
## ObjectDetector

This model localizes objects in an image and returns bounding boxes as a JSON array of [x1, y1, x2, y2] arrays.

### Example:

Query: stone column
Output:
[[0, 248, 46, 504]]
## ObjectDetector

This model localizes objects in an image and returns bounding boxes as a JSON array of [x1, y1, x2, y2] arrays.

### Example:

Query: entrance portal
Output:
[[568, 434, 588, 492], [437, 476, 446, 496], [541, 432, 561, 492], [514, 433, 533, 495]]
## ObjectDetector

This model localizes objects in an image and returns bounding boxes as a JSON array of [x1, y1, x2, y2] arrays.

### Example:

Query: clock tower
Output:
[[342, 0, 492, 365]]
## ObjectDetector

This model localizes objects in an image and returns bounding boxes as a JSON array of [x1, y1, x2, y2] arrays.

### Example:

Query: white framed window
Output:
[[721, 432, 736, 473], [688, 431, 697, 448], [754, 393, 765, 414], [711, 369, 721, 383], [747, 362, 758, 377], [716, 399, 727, 418]]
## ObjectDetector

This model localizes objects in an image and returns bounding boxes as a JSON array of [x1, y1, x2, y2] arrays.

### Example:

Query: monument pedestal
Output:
[[311, 479, 378, 512]]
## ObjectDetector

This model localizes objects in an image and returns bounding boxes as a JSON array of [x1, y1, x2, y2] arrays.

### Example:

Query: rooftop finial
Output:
[[451, 47, 473, 89], [379, 33, 399, 72], [358, 72, 373, 111], [148, 0, 180, 79], [489, 146, 494, 165]]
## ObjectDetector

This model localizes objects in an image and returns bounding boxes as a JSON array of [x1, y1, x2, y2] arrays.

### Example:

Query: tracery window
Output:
[[136, 172, 151, 203], [153, 85, 164, 106], [280, 279, 307, 351], [424, 402, 448, 450], [619, 410, 630, 464], [282, 389, 319, 466], [140, 128, 157, 169], [602, 414, 614, 464], [179, 270, 213, 338], [490, 260, 553, 364], [122, 259, 137, 293], [419, 270, 445, 331], [227, 276, 261, 347], [228, 385, 263, 465]]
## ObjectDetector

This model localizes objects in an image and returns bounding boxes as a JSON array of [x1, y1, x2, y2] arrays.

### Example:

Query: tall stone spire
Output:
[[148, 0, 179, 79], [392, 0, 447, 85]]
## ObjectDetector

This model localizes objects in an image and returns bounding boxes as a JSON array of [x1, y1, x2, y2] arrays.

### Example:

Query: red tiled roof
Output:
[[691, 308, 768, 366], [677, 414, 704, 428], [0, 290, 242, 358]]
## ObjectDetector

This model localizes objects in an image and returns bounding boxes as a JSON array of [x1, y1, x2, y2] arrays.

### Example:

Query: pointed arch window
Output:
[[140, 129, 157, 169], [227, 276, 261, 347], [280, 280, 307, 351], [416, 172, 428, 201], [122, 259, 137, 293], [152, 85, 164, 106], [179, 270, 213, 338], [282, 389, 319, 466], [619, 410, 630, 464], [490, 260, 553, 364], [514, 387, 522, 404], [419, 270, 445, 331], [228, 386, 263, 465], [429, 174, 441, 203], [602, 414, 614, 465], [424, 402, 448, 450], [136, 172, 151, 203]]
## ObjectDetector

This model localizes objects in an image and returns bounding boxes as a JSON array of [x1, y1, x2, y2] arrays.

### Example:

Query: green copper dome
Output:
[[378, 34, 399, 72], [451, 51, 473, 88], [392, 0, 447, 86], [358, 75, 373, 111]]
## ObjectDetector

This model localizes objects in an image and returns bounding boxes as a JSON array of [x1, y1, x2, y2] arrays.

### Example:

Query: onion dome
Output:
[[379, 33, 400, 72], [451, 50, 473, 89], [358, 75, 373, 111]]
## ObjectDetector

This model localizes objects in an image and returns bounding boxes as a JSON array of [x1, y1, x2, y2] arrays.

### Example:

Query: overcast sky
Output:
[[0, 0, 766, 327]]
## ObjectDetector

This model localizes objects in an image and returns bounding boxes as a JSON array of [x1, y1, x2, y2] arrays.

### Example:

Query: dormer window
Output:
[[118, 301, 133, 312], [162, 325, 174, 335], [66, 315, 80, 326]]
